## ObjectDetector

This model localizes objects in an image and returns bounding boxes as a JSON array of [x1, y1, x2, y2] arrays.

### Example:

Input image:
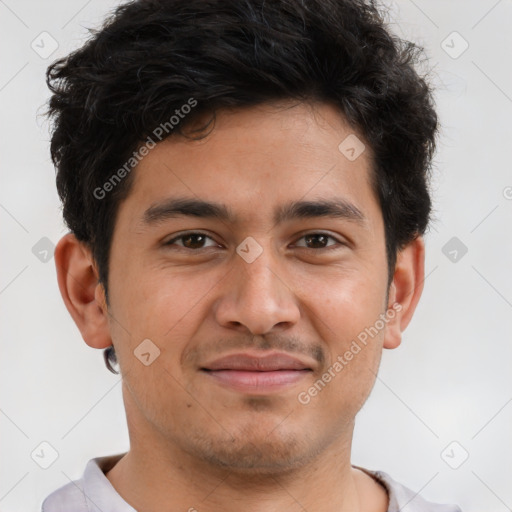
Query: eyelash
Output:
[[164, 231, 345, 252]]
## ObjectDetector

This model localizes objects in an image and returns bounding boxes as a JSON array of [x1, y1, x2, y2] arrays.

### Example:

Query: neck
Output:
[[107, 452, 361, 512]]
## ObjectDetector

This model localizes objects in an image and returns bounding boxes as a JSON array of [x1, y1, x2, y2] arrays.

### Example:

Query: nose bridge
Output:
[[214, 237, 300, 334], [240, 249, 283, 298], [237, 238, 287, 307]]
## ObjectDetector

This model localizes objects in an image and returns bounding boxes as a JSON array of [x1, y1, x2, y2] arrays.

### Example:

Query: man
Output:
[[42, 0, 462, 510]]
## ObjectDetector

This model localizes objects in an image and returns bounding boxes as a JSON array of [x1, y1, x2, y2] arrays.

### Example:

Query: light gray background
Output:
[[1, 1, 511, 511]]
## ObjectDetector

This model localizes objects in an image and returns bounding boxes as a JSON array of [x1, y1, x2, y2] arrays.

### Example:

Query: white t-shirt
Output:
[[41, 453, 463, 512]]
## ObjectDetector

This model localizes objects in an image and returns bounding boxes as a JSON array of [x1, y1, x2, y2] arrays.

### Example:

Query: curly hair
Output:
[[46, 0, 439, 374]]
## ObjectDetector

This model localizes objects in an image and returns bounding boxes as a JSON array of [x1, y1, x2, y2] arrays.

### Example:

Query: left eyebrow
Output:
[[275, 198, 367, 226], [141, 196, 368, 227]]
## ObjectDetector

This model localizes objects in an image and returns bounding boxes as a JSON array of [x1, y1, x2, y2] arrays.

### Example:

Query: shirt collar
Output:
[[82, 453, 135, 512]]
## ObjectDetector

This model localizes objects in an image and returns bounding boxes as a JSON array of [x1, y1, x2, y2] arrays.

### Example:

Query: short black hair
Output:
[[46, 0, 439, 373]]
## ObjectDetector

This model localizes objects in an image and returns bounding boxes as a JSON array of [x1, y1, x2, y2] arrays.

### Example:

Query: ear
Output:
[[54, 232, 112, 349], [383, 236, 425, 350]]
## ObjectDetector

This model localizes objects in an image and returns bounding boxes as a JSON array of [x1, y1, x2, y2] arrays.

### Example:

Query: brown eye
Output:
[[182, 234, 207, 249], [165, 232, 218, 250], [294, 233, 342, 250]]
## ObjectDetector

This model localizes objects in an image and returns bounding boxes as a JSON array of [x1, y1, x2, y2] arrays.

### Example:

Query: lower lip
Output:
[[201, 369, 312, 393]]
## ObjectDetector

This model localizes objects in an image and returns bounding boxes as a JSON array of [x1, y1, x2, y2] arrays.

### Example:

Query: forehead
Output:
[[117, 101, 381, 232]]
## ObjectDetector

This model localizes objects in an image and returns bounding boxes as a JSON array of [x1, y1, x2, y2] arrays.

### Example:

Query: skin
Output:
[[55, 100, 425, 512]]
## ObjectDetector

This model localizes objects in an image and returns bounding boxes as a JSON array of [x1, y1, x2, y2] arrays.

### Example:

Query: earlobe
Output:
[[54, 233, 112, 349], [383, 236, 425, 350]]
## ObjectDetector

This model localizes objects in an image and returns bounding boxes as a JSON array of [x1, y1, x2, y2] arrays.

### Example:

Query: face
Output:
[[103, 101, 394, 473]]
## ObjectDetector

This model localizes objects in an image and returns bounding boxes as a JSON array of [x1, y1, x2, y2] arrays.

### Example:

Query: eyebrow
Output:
[[141, 196, 367, 227]]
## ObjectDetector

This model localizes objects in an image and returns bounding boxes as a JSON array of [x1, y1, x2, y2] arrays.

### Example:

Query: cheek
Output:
[[300, 265, 386, 392], [303, 294, 385, 418], [108, 278, 201, 432], [303, 263, 387, 337], [109, 259, 217, 337], [107, 266, 227, 392]]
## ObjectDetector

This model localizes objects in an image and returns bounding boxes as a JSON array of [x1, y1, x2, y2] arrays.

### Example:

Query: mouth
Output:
[[200, 352, 314, 393], [200, 368, 312, 393]]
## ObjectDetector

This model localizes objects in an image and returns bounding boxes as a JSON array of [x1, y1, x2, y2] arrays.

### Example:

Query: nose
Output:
[[213, 244, 301, 336]]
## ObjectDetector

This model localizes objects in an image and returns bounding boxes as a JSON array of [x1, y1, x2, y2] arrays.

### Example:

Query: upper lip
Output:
[[201, 352, 314, 371]]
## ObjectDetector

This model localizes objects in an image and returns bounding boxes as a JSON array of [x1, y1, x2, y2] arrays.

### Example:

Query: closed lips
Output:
[[201, 353, 314, 372]]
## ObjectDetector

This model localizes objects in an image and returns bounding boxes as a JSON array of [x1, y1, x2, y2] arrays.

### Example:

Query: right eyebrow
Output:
[[142, 197, 234, 226]]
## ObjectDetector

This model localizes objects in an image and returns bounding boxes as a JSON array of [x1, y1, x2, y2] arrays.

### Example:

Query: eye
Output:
[[163, 231, 345, 252], [293, 232, 344, 250], [164, 232, 220, 250]]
